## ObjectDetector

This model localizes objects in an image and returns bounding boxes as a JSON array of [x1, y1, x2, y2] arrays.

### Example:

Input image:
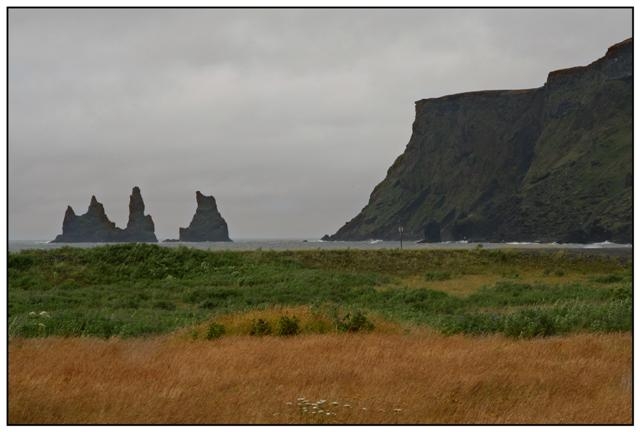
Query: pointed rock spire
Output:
[[52, 195, 117, 242], [179, 191, 231, 242], [52, 187, 157, 243], [122, 186, 157, 242], [128, 187, 145, 222], [63, 206, 76, 224]]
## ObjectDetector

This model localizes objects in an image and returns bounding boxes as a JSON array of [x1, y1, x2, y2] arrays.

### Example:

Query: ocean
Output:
[[7, 239, 633, 253]]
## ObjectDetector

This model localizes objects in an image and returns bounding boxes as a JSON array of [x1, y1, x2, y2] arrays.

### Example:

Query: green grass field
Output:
[[8, 244, 631, 339]]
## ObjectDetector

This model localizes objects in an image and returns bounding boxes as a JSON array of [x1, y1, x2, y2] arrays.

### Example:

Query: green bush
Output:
[[276, 315, 300, 336], [503, 309, 556, 338], [250, 318, 272, 336], [206, 322, 226, 340], [437, 313, 503, 336], [542, 268, 565, 277], [153, 301, 176, 310], [592, 274, 624, 284], [335, 311, 374, 333], [425, 271, 451, 281]]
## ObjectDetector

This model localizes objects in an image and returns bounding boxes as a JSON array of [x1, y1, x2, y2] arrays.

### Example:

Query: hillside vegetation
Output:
[[9, 244, 631, 339]]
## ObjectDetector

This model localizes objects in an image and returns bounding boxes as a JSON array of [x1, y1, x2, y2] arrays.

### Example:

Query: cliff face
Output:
[[179, 191, 231, 242], [328, 38, 632, 243], [52, 187, 158, 243]]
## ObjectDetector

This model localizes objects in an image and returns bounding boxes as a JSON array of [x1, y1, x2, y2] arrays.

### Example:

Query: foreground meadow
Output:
[[8, 245, 632, 424], [9, 332, 631, 424]]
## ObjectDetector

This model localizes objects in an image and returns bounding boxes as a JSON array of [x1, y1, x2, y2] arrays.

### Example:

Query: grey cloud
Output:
[[9, 8, 631, 240]]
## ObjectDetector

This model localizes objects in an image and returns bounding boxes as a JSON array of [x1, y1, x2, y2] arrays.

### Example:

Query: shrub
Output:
[[153, 301, 176, 310], [276, 315, 300, 336], [8, 254, 34, 271], [57, 281, 80, 290], [335, 311, 374, 333], [199, 300, 221, 309], [250, 318, 272, 336], [424, 271, 451, 281], [542, 268, 565, 277], [437, 313, 503, 336], [592, 274, 623, 284], [206, 322, 226, 340], [503, 309, 556, 338]]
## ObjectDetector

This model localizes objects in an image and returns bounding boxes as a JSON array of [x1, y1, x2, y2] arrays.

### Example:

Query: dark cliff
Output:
[[328, 38, 632, 243], [52, 187, 158, 243], [179, 191, 231, 242]]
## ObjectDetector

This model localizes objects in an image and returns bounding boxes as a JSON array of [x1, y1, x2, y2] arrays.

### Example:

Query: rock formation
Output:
[[52, 196, 120, 242], [327, 38, 632, 243], [120, 186, 157, 242], [179, 191, 231, 242], [52, 187, 157, 243]]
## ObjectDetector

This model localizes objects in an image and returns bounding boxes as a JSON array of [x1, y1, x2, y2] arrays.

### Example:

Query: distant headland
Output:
[[324, 38, 632, 244]]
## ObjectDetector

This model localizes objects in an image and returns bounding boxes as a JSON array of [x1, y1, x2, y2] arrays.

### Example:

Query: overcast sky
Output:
[[8, 8, 631, 240]]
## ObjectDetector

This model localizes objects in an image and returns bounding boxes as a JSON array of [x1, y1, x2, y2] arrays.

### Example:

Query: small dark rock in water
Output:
[[162, 239, 180, 242], [321, 234, 331, 241], [179, 191, 231, 242], [51, 187, 158, 243], [421, 220, 442, 243]]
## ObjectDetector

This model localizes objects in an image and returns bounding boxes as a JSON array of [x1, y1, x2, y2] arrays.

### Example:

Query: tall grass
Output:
[[9, 332, 631, 424], [8, 245, 631, 338]]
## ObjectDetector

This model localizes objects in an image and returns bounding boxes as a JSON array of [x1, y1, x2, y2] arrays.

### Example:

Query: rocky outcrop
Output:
[[51, 187, 157, 243], [179, 191, 231, 242], [52, 196, 120, 242], [120, 187, 157, 242], [327, 38, 632, 243]]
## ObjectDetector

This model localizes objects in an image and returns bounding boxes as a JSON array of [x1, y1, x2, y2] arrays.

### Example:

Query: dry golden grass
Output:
[[9, 332, 630, 424]]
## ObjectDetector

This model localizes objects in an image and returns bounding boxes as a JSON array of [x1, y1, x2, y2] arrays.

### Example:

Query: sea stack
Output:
[[120, 186, 157, 242], [52, 196, 120, 242], [51, 187, 158, 243], [179, 191, 231, 242]]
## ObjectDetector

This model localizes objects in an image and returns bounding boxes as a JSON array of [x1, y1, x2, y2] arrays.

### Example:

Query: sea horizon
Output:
[[7, 238, 633, 253]]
